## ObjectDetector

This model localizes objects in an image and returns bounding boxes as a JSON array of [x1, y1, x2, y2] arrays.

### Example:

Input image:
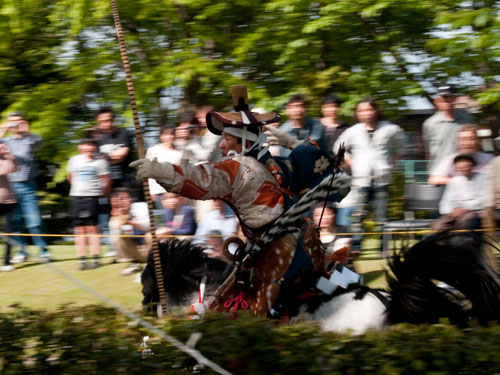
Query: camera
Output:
[[188, 124, 199, 134], [8, 122, 18, 128]]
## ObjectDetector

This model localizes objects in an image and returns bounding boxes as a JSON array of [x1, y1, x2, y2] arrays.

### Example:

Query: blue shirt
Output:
[[278, 117, 327, 157], [161, 205, 197, 235], [3, 134, 41, 182]]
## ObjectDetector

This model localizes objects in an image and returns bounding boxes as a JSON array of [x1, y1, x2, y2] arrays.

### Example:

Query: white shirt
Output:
[[145, 144, 183, 195], [67, 154, 109, 196], [193, 209, 238, 245], [129, 202, 151, 232], [334, 121, 405, 187], [430, 151, 493, 177], [439, 173, 485, 214]]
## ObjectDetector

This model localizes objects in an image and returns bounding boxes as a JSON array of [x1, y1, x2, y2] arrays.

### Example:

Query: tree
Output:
[[1, 0, 499, 194]]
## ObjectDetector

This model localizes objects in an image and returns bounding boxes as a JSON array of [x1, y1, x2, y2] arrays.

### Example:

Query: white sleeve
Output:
[[464, 174, 485, 210], [67, 155, 76, 173], [439, 181, 454, 214], [394, 126, 406, 151], [97, 159, 110, 176], [131, 202, 150, 232], [430, 155, 454, 177], [483, 160, 495, 208]]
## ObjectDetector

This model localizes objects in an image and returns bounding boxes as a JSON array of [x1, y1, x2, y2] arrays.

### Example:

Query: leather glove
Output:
[[129, 158, 159, 180], [264, 125, 301, 149]]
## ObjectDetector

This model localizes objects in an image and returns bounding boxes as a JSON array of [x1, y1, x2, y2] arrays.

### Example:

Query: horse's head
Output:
[[141, 238, 234, 315]]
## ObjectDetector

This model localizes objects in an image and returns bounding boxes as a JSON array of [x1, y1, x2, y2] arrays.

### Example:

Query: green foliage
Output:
[[2, 305, 500, 374], [387, 171, 405, 221], [1, 0, 500, 222]]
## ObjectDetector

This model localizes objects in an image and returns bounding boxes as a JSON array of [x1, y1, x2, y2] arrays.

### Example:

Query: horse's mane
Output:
[[141, 238, 234, 308], [387, 232, 500, 325]]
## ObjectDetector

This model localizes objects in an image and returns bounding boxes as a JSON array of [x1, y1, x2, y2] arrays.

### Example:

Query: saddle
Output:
[[211, 218, 334, 315]]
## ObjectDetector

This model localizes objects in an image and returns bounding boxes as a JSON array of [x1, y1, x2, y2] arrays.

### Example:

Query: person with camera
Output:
[[85, 107, 133, 257], [0, 142, 22, 271], [0, 112, 50, 263], [174, 114, 205, 166]]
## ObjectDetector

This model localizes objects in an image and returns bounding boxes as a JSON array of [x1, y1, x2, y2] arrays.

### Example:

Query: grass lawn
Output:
[[0, 244, 143, 312], [0, 239, 391, 313]]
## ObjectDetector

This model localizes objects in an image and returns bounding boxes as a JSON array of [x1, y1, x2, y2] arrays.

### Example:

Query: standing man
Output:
[[196, 105, 222, 162], [90, 107, 133, 257], [93, 107, 132, 189], [278, 94, 327, 156], [423, 84, 474, 173], [0, 112, 50, 262], [334, 98, 405, 252]]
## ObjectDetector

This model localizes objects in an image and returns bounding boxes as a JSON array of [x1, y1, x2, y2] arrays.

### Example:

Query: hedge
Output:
[[1, 305, 500, 374]]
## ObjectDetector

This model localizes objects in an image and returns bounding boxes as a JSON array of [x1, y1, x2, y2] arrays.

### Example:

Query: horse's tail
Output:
[[386, 232, 500, 326]]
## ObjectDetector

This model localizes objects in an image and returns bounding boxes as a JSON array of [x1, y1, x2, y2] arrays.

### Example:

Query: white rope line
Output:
[[43, 261, 232, 375], [2, 227, 499, 238]]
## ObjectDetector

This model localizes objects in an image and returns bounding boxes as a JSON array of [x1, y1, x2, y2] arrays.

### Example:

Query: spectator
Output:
[[423, 84, 474, 173], [0, 143, 21, 272], [193, 200, 238, 245], [482, 146, 500, 271], [278, 94, 327, 156], [91, 107, 133, 256], [428, 125, 493, 185], [0, 112, 50, 263], [483, 137, 500, 231], [145, 126, 183, 208], [196, 105, 222, 162], [156, 192, 197, 236], [196, 106, 225, 220], [67, 138, 111, 270], [204, 230, 232, 263], [334, 98, 405, 251], [319, 94, 349, 158], [174, 113, 214, 222], [432, 154, 484, 231], [93, 107, 133, 188], [109, 188, 151, 276], [312, 203, 352, 259], [174, 113, 204, 166]]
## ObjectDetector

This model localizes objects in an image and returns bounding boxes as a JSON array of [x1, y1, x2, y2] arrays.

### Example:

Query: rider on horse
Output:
[[131, 86, 351, 316]]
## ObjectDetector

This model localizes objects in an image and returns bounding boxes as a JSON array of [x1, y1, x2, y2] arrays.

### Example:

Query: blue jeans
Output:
[[336, 206, 355, 227], [10, 181, 47, 253], [351, 184, 388, 251]]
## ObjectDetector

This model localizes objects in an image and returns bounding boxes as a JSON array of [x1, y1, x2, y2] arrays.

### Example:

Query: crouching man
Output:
[[109, 187, 151, 276]]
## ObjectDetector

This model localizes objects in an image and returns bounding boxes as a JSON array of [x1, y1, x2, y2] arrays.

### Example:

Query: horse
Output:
[[141, 232, 500, 334]]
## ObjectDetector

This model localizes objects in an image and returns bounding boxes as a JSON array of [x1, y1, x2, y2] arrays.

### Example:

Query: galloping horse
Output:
[[141, 232, 500, 334]]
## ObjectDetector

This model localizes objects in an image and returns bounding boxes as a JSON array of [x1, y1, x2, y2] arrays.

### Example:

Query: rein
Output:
[[109, 0, 167, 316], [317, 144, 345, 229]]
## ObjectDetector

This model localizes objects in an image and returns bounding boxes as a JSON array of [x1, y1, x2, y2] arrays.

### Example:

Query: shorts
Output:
[[70, 196, 100, 227]]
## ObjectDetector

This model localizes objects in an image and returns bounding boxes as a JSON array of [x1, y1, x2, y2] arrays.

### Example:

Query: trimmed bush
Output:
[[1, 305, 500, 374]]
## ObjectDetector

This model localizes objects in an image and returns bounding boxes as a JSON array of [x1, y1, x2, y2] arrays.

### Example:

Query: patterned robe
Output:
[[151, 154, 288, 230]]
